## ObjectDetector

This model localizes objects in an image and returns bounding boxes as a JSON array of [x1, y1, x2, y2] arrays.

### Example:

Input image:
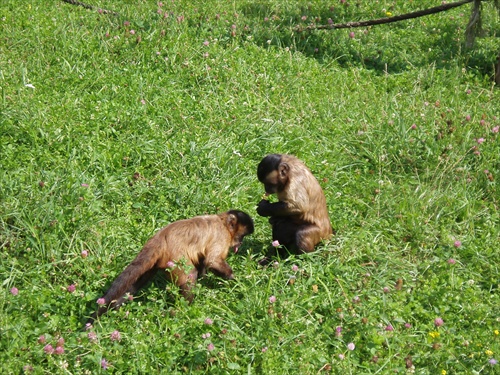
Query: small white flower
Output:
[[25, 83, 35, 89]]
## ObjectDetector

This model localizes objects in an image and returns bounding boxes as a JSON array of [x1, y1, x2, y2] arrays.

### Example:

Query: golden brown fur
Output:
[[257, 154, 332, 260], [88, 210, 253, 323]]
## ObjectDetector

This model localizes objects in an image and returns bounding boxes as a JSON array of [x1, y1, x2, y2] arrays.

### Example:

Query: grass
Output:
[[1, 0, 499, 373]]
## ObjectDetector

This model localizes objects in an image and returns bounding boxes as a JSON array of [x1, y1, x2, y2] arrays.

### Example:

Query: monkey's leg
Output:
[[271, 218, 300, 253], [168, 268, 198, 302], [258, 218, 298, 265], [295, 225, 322, 253]]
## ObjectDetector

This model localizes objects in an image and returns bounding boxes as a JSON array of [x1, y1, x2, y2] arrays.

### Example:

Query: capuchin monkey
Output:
[[256, 154, 332, 263], [87, 210, 254, 323]]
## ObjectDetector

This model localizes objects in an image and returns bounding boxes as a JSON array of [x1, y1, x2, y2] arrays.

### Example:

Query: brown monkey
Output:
[[88, 210, 254, 323], [256, 154, 332, 262]]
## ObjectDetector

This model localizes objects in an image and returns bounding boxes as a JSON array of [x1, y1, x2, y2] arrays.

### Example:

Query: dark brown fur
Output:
[[256, 154, 332, 261], [88, 210, 253, 323]]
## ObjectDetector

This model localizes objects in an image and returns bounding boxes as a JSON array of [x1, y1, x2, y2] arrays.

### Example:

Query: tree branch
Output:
[[296, 0, 474, 32]]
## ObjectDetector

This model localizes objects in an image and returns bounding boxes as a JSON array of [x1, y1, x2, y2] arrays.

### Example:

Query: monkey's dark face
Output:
[[232, 227, 253, 252], [257, 154, 282, 190], [257, 155, 289, 195], [261, 170, 280, 195], [227, 210, 254, 250]]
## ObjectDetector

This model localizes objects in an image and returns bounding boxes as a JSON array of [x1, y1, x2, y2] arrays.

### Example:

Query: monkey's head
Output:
[[257, 154, 289, 195], [225, 210, 254, 252]]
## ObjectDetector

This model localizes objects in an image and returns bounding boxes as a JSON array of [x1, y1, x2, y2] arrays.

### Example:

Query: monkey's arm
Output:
[[207, 261, 234, 279], [257, 199, 302, 217], [205, 249, 234, 280]]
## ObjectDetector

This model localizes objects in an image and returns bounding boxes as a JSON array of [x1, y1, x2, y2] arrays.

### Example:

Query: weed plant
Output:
[[1, 0, 499, 373]]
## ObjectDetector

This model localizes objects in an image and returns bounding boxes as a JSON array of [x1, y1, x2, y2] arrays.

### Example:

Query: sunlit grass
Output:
[[1, 0, 499, 373]]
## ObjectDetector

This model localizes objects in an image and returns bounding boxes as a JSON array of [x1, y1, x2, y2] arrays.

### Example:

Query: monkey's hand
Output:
[[257, 200, 294, 217], [257, 199, 272, 216]]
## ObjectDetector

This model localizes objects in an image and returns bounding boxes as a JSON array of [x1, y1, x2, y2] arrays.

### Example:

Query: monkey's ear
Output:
[[226, 213, 238, 231], [278, 162, 290, 177]]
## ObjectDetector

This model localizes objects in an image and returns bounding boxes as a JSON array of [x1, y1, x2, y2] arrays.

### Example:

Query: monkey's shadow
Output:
[[237, 238, 269, 258]]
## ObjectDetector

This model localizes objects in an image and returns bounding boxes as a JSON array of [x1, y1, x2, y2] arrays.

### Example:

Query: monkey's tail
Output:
[[87, 243, 160, 325]]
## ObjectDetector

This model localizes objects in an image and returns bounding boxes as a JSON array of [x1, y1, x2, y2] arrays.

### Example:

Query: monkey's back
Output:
[[152, 214, 230, 268], [280, 155, 332, 239]]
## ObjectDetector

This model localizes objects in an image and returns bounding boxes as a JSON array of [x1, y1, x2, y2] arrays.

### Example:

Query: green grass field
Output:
[[1, 0, 499, 373]]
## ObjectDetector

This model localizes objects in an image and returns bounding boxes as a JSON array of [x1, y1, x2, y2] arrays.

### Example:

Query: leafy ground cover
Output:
[[1, 0, 499, 373]]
